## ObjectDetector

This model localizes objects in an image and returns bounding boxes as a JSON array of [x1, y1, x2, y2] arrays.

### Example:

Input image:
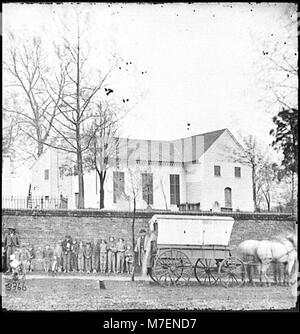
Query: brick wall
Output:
[[2, 212, 148, 248], [2, 209, 296, 250]]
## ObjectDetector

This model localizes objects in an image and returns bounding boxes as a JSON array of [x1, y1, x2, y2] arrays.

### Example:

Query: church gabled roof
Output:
[[30, 128, 235, 167], [202, 128, 227, 153], [115, 128, 229, 164]]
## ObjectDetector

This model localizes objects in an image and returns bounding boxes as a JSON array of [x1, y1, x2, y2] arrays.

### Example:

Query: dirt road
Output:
[[2, 278, 297, 311]]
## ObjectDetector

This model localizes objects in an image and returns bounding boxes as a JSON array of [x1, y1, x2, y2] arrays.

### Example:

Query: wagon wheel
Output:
[[152, 249, 192, 286], [194, 258, 218, 285], [218, 257, 246, 288]]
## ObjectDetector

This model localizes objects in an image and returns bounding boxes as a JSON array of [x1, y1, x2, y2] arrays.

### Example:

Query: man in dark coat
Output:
[[134, 229, 149, 267], [4, 228, 20, 272], [62, 235, 72, 273], [71, 239, 79, 272]]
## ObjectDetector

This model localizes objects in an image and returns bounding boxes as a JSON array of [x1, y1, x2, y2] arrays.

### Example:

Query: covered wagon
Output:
[[146, 215, 245, 287]]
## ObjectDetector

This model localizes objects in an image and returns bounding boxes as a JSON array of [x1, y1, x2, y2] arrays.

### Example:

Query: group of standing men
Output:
[[56, 235, 134, 274], [2, 227, 152, 275]]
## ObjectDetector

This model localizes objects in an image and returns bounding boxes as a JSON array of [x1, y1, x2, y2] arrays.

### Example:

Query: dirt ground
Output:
[[2, 277, 297, 311]]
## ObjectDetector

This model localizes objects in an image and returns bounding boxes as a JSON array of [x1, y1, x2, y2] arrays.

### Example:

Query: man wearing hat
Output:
[[134, 229, 149, 267], [4, 227, 20, 272], [62, 235, 72, 273]]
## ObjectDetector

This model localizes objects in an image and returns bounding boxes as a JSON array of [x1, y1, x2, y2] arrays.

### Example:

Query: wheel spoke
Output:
[[218, 257, 245, 287], [195, 258, 219, 285], [232, 274, 239, 284], [199, 260, 206, 268], [152, 249, 192, 286], [210, 272, 218, 282]]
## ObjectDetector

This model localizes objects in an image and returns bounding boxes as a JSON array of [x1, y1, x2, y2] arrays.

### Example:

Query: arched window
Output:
[[224, 187, 232, 208], [213, 201, 220, 212], [214, 201, 220, 210]]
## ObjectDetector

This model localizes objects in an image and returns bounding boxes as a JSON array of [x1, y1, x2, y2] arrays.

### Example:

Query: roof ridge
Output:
[[115, 128, 228, 142], [194, 128, 227, 137]]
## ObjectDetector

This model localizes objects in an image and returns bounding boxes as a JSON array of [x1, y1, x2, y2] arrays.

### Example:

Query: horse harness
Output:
[[272, 240, 296, 262], [257, 239, 296, 264]]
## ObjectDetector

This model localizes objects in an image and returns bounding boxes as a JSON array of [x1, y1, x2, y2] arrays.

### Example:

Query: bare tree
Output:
[[2, 107, 19, 161], [4, 9, 142, 208], [257, 161, 279, 212], [84, 102, 120, 209], [125, 162, 157, 280], [126, 166, 143, 281], [227, 135, 265, 211], [256, 3, 297, 114], [3, 33, 63, 160], [41, 14, 118, 209]]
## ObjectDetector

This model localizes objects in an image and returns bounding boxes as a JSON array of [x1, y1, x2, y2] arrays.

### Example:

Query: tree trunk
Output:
[[252, 167, 258, 212], [99, 176, 105, 209], [291, 171, 295, 216], [36, 127, 43, 157], [131, 197, 136, 282], [263, 190, 271, 212], [37, 141, 43, 157], [296, 177, 298, 222], [76, 29, 84, 209], [267, 199, 271, 212], [77, 148, 84, 209]]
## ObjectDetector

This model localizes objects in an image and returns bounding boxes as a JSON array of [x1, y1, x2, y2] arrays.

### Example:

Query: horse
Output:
[[236, 240, 262, 286], [256, 234, 297, 286]]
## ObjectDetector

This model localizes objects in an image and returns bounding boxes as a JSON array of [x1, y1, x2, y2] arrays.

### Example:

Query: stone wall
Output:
[[2, 209, 296, 250]]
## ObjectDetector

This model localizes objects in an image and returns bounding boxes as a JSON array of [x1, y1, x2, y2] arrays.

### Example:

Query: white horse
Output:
[[236, 240, 261, 285], [256, 234, 297, 286]]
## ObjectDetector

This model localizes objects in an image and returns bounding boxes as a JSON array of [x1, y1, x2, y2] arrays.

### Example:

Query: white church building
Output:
[[29, 128, 254, 211]]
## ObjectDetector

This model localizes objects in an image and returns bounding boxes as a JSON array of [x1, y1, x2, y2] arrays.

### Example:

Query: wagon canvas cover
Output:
[[149, 215, 234, 246]]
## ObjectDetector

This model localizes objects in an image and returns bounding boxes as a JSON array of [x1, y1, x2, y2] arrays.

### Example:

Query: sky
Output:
[[2, 2, 297, 194]]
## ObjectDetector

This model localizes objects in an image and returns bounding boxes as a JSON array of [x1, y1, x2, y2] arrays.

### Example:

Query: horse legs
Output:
[[278, 262, 282, 285], [291, 257, 299, 285], [273, 262, 282, 286], [260, 262, 271, 287], [273, 262, 277, 285], [258, 263, 262, 286], [250, 265, 256, 286], [281, 263, 287, 286], [258, 262, 266, 286], [246, 264, 255, 286], [285, 258, 297, 286]]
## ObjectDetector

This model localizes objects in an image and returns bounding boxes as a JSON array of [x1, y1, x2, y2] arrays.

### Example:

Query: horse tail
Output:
[[254, 246, 262, 263]]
